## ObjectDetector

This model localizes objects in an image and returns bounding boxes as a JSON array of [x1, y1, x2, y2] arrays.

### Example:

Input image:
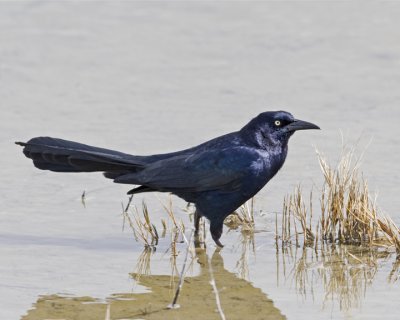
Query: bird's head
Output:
[[240, 111, 320, 149]]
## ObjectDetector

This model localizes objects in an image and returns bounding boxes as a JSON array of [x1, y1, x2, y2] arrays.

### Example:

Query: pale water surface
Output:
[[1, 2, 400, 319]]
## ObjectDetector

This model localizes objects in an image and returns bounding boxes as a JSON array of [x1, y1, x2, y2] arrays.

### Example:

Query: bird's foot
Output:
[[214, 239, 224, 248], [210, 222, 224, 248]]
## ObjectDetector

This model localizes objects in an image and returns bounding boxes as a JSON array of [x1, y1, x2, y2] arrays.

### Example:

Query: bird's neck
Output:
[[239, 127, 289, 152]]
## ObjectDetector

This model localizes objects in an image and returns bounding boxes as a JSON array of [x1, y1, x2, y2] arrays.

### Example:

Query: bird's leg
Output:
[[194, 210, 200, 236], [210, 222, 224, 248]]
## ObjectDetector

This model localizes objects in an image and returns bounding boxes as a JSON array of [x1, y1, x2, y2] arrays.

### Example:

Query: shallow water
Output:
[[1, 2, 400, 319]]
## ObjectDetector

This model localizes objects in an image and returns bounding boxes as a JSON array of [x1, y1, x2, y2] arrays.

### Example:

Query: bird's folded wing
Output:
[[114, 147, 259, 192]]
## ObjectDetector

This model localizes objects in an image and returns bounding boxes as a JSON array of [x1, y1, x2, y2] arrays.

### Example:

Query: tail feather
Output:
[[33, 161, 82, 172], [16, 137, 145, 173]]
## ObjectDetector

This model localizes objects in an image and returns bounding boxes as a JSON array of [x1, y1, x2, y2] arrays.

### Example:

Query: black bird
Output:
[[16, 111, 319, 247]]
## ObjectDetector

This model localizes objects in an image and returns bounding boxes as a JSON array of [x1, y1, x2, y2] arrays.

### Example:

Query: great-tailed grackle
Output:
[[16, 111, 319, 246]]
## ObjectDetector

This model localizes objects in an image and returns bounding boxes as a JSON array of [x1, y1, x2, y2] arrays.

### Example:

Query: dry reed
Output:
[[122, 194, 188, 249], [224, 198, 255, 232], [277, 144, 400, 259], [122, 200, 159, 248]]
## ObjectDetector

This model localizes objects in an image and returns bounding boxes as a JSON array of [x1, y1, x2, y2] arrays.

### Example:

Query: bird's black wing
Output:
[[114, 147, 260, 192]]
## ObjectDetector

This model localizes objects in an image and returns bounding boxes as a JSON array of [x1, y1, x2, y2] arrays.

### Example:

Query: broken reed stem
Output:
[[208, 252, 227, 320], [104, 303, 111, 320], [275, 211, 278, 240], [121, 194, 134, 232], [169, 229, 195, 309], [122, 205, 141, 243], [161, 196, 179, 230], [81, 190, 86, 208], [124, 194, 134, 213]]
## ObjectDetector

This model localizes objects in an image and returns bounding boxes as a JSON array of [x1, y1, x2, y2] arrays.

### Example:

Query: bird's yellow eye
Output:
[[274, 120, 281, 126]]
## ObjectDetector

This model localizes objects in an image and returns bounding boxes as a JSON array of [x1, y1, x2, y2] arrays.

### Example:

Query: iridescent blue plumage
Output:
[[16, 111, 319, 246]]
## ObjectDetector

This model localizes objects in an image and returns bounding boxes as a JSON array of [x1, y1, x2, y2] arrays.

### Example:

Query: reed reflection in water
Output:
[[275, 243, 399, 311]]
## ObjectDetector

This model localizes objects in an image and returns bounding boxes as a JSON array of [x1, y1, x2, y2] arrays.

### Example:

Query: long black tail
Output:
[[16, 137, 145, 174]]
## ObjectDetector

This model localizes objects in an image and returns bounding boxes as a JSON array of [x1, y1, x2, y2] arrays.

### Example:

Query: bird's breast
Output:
[[252, 147, 288, 181]]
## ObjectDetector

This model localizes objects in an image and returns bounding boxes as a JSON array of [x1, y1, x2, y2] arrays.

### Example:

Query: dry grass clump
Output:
[[277, 145, 400, 259], [132, 247, 154, 282], [279, 187, 315, 248], [318, 147, 400, 255], [122, 196, 185, 249], [224, 198, 255, 232], [318, 147, 377, 245], [161, 196, 186, 234], [123, 193, 256, 251], [376, 215, 400, 255], [123, 200, 159, 248]]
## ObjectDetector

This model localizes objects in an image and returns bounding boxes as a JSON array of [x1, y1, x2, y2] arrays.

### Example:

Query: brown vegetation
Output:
[[277, 146, 400, 259]]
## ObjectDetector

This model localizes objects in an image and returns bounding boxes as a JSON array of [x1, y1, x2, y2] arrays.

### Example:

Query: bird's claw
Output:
[[214, 239, 224, 248]]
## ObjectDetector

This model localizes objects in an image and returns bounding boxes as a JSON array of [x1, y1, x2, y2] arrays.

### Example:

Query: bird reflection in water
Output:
[[22, 238, 284, 320]]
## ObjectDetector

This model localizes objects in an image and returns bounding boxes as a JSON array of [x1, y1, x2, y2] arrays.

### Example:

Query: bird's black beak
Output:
[[284, 119, 320, 132]]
